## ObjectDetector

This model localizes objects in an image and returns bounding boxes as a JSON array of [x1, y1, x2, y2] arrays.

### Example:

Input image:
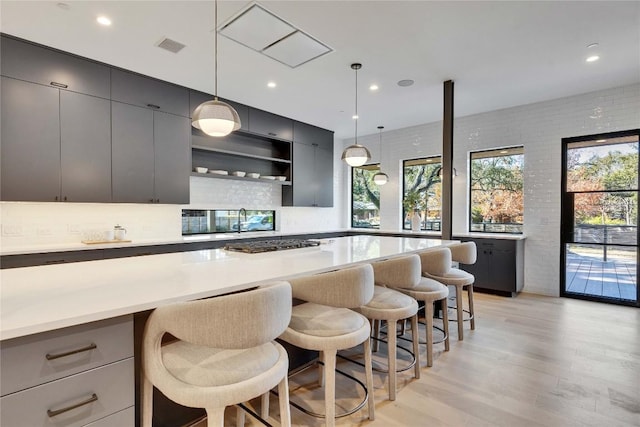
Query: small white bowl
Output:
[[209, 170, 228, 175], [232, 171, 246, 177], [247, 172, 260, 179], [260, 175, 276, 180], [276, 176, 286, 181], [195, 167, 208, 174]]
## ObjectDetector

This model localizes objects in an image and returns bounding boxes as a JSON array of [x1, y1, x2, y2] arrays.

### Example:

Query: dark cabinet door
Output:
[[248, 109, 293, 141], [60, 91, 112, 202], [314, 146, 334, 207], [290, 142, 316, 206], [112, 102, 155, 203], [111, 69, 189, 117], [1, 36, 110, 99], [154, 112, 190, 204], [1, 77, 61, 201], [490, 248, 517, 292], [189, 90, 249, 132], [293, 121, 333, 151]]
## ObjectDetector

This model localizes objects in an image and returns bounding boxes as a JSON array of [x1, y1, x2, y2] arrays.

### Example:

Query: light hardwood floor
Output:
[[208, 292, 640, 426]]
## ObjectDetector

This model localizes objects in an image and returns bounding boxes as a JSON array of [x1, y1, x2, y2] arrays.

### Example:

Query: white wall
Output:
[[0, 145, 347, 249], [342, 83, 640, 296]]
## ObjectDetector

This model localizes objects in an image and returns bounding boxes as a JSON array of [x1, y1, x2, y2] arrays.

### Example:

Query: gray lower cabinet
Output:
[[283, 122, 334, 207], [112, 101, 190, 204], [0, 316, 134, 427], [456, 237, 525, 297], [1, 77, 111, 202]]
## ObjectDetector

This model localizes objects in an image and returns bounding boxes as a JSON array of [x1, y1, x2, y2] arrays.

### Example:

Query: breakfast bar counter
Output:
[[1, 235, 455, 341]]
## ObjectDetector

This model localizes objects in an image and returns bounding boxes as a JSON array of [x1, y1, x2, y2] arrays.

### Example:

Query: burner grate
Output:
[[224, 239, 320, 254]]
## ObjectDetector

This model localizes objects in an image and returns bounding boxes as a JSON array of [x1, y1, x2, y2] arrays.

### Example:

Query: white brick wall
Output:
[[342, 83, 640, 296]]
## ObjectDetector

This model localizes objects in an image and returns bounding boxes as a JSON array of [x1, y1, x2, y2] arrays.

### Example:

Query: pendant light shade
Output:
[[372, 125, 389, 185], [192, 100, 241, 137], [192, 0, 241, 137], [342, 63, 371, 166]]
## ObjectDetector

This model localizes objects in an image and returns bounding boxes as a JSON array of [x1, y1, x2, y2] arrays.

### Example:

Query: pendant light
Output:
[[191, 0, 241, 137], [341, 63, 371, 166], [373, 126, 389, 185]]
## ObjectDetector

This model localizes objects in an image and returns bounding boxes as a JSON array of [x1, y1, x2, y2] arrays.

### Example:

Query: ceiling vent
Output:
[[156, 37, 186, 54], [219, 2, 332, 68]]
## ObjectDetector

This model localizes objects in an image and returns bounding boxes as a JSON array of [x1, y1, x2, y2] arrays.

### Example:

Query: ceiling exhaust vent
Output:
[[156, 37, 186, 54], [219, 2, 332, 68]]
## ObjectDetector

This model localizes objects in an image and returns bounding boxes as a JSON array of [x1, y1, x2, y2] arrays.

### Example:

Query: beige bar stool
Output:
[[357, 257, 421, 401], [141, 282, 292, 427], [421, 242, 477, 340], [279, 264, 375, 427], [381, 253, 450, 367]]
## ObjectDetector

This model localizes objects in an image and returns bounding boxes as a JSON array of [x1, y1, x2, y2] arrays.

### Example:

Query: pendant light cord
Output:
[[354, 66, 358, 144], [214, 0, 219, 100]]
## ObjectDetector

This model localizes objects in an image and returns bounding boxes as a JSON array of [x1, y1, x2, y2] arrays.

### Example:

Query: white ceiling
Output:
[[1, 1, 639, 140]]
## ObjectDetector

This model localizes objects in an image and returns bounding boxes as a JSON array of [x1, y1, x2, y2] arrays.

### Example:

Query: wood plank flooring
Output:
[[201, 293, 640, 426]]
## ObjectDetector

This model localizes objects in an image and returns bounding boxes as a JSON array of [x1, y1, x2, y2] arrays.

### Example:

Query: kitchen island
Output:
[[0, 235, 455, 427], [1, 235, 455, 341]]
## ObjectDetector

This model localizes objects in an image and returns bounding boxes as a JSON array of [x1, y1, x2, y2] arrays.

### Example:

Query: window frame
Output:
[[401, 156, 442, 231], [468, 146, 524, 234]]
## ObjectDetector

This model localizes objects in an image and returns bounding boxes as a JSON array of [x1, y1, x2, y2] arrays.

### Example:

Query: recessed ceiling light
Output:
[[352, 115, 359, 120], [267, 81, 277, 88], [96, 16, 112, 26], [586, 55, 600, 63], [369, 84, 379, 91], [397, 79, 414, 87]]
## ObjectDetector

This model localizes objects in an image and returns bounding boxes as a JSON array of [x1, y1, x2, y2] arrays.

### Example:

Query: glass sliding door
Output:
[[561, 129, 639, 306]]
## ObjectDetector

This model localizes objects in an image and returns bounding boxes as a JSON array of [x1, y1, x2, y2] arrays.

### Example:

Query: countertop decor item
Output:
[[341, 63, 371, 167], [231, 171, 246, 177], [190, 0, 241, 137], [373, 126, 389, 185], [247, 172, 260, 178], [195, 167, 208, 173]]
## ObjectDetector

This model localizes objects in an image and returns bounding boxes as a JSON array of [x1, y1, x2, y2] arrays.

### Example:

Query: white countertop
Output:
[[0, 235, 456, 341]]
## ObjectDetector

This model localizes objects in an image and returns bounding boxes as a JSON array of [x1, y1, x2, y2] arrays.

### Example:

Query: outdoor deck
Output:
[[566, 251, 637, 301]]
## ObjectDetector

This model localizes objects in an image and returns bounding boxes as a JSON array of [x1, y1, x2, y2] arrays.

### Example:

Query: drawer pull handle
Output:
[[146, 103, 161, 109], [47, 393, 98, 417], [46, 343, 97, 360], [50, 81, 68, 88]]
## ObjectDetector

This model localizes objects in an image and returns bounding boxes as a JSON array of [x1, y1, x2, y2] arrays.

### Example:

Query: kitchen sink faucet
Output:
[[237, 208, 247, 234]]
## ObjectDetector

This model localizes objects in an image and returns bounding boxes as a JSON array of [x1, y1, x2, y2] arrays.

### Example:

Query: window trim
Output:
[[402, 155, 442, 231]]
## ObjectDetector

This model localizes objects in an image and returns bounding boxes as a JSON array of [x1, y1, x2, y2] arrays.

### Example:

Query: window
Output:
[[182, 209, 275, 234], [402, 157, 442, 231], [470, 147, 524, 233], [352, 164, 381, 228]]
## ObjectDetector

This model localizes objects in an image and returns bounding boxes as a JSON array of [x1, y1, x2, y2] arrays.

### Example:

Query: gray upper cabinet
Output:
[[112, 102, 155, 203], [1, 77, 61, 202], [1, 36, 110, 99], [111, 69, 189, 117], [112, 102, 190, 204], [154, 112, 191, 204], [249, 109, 293, 141], [283, 121, 334, 207], [60, 91, 112, 202], [189, 90, 249, 132]]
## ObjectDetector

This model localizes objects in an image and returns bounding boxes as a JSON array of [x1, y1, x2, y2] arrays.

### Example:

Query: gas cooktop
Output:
[[224, 239, 321, 254]]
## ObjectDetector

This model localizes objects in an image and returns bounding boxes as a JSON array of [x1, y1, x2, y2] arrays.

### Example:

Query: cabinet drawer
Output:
[[1, 36, 110, 99], [84, 406, 134, 427], [0, 358, 134, 427], [249, 108, 293, 141], [1, 316, 133, 396], [111, 68, 189, 117]]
